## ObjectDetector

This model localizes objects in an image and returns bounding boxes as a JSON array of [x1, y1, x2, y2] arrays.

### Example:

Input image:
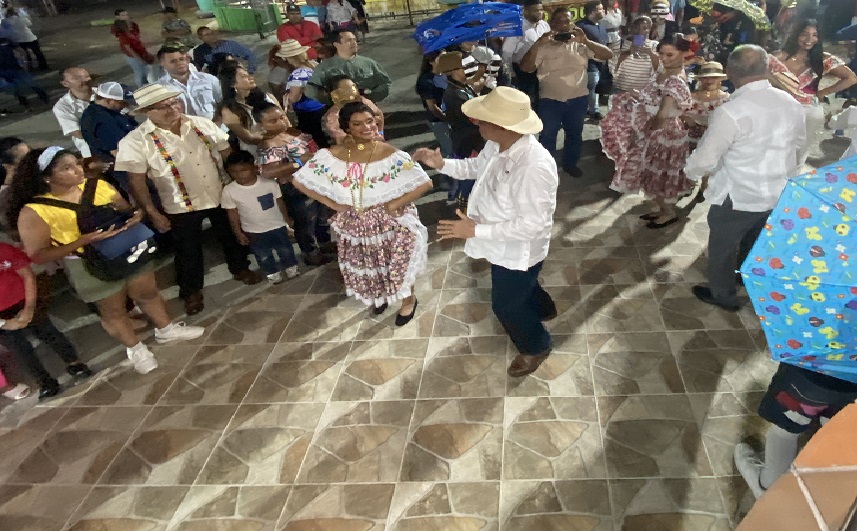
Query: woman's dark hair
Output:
[[215, 62, 270, 128], [327, 74, 353, 93], [657, 33, 691, 52], [783, 19, 824, 90], [7, 148, 75, 231], [415, 52, 441, 96], [339, 102, 375, 133], [223, 149, 256, 171], [252, 101, 281, 124], [0, 136, 25, 186], [113, 19, 129, 34]]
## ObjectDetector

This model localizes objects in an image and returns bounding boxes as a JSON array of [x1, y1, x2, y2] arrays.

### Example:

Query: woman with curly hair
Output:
[[292, 102, 432, 325]]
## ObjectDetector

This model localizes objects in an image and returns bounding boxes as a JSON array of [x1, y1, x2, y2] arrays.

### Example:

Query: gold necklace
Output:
[[346, 140, 377, 213]]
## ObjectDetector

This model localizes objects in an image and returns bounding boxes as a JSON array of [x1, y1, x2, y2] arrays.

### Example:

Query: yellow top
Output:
[[25, 179, 116, 246]]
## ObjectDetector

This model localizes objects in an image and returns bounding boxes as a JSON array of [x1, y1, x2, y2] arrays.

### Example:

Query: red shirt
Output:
[[276, 21, 322, 60], [0, 243, 29, 312]]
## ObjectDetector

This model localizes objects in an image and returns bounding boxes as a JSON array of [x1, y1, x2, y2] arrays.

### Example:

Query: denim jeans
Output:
[[491, 261, 555, 355], [0, 303, 79, 388], [125, 55, 152, 88], [536, 96, 588, 170], [587, 69, 600, 114], [428, 121, 454, 158], [280, 183, 331, 255], [246, 227, 298, 275], [0, 69, 48, 106]]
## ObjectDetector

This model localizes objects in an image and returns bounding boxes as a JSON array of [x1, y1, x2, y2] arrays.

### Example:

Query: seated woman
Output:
[[322, 75, 384, 145], [9, 148, 204, 376], [255, 102, 333, 267], [292, 102, 432, 324]]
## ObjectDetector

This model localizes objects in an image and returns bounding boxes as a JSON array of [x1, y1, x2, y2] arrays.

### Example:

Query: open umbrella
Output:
[[689, 0, 771, 31], [413, 2, 523, 54], [740, 155, 857, 383]]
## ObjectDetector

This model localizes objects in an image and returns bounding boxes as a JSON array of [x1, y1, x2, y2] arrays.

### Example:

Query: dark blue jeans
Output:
[[491, 261, 555, 355], [536, 95, 588, 170], [246, 227, 298, 276], [280, 183, 331, 255]]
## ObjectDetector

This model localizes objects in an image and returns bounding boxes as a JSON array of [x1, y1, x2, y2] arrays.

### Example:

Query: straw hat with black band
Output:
[[697, 61, 728, 79], [276, 39, 311, 59], [131, 84, 182, 114]]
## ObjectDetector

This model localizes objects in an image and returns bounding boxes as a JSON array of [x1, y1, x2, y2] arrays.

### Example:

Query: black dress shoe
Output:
[[67, 363, 93, 381], [692, 285, 741, 312], [646, 217, 680, 229], [395, 299, 418, 327], [563, 166, 583, 178], [38, 379, 61, 401], [373, 303, 388, 315]]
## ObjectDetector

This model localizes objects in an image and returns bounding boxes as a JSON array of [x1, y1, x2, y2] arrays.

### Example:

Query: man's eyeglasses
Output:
[[150, 98, 182, 111]]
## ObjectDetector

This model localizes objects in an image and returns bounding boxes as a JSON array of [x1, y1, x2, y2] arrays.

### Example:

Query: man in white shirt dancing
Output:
[[414, 87, 559, 377], [685, 45, 806, 311]]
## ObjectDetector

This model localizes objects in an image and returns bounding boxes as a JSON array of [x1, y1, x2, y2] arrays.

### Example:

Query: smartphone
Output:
[[632, 34, 645, 47], [554, 32, 573, 42]]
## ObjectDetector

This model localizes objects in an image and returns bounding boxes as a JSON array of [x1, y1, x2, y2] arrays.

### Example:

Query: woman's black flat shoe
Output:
[[373, 303, 388, 315], [639, 213, 659, 221], [395, 299, 418, 327], [646, 217, 680, 229]]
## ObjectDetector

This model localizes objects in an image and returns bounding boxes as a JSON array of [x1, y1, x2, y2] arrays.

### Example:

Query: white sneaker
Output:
[[127, 345, 158, 374], [155, 322, 205, 344], [734, 442, 767, 499], [284, 265, 300, 279], [267, 272, 283, 285]]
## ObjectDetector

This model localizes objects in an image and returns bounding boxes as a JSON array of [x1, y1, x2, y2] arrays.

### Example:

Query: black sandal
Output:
[[646, 217, 680, 229], [639, 213, 659, 221]]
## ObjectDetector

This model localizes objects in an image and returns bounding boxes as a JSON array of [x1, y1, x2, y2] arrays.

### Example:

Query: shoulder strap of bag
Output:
[[26, 196, 82, 212], [81, 177, 99, 208]]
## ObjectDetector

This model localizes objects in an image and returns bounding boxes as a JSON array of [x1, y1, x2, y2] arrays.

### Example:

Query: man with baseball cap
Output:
[[80, 81, 139, 192], [115, 84, 261, 315], [414, 87, 560, 378], [276, 4, 322, 60]]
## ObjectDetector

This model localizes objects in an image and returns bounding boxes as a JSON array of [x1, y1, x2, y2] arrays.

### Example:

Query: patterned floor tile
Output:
[[243, 342, 348, 404], [331, 339, 429, 401], [506, 334, 594, 397], [196, 403, 325, 485], [66, 486, 189, 530], [654, 284, 747, 331], [503, 397, 606, 480], [0, 485, 89, 531], [599, 395, 712, 478], [582, 297, 666, 334], [400, 398, 503, 481], [387, 482, 500, 530], [98, 405, 237, 486], [0, 407, 67, 483], [171, 485, 290, 530], [159, 344, 272, 405], [354, 292, 441, 341], [588, 332, 685, 396], [419, 337, 508, 398], [297, 401, 414, 483], [699, 415, 771, 476], [204, 308, 295, 345], [500, 480, 613, 531], [610, 478, 732, 530], [8, 406, 150, 485], [278, 483, 394, 530], [433, 289, 504, 337]]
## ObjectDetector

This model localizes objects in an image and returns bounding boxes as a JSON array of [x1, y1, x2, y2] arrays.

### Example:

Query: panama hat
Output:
[[697, 61, 728, 78], [650, 0, 671, 15], [132, 84, 182, 110], [276, 39, 310, 58], [461, 86, 542, 135]]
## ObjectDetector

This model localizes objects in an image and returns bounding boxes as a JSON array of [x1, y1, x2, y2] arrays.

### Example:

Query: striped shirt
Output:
[[462, 48, 503, 89], [614, 38, 657, 93]]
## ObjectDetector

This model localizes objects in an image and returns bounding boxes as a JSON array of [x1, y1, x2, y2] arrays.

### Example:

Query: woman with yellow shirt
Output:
[[9, 147, 205, 375]]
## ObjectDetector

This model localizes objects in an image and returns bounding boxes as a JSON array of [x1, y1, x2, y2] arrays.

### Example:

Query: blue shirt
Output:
[[193, 39, 257, 73], [80, 102, 139, 162], [286, 67, 326, 113]]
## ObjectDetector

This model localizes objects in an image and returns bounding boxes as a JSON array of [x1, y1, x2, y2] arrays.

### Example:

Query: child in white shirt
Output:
[[221, 150, 299, 284]]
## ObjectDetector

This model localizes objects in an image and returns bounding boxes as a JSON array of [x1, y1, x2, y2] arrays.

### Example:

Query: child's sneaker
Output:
[[154, 322, 205, 343], [267, 271, 284, 285], [127, 344, 158, 374], [284, 265, 300, 279], [734, 443, 767, 499]]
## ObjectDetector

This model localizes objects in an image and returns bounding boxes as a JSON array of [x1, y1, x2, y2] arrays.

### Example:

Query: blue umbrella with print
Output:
[[740, 155, 857, 383], [412, 2, 523, 54]]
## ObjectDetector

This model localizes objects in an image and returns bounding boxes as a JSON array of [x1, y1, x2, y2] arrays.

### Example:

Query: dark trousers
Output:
[[0, 69, 48, 107], [18, 40, 48, 70], [296, 107, 330, 148], [246, 227, 298, 276], [512, 63, 539, 107], [280, 183, 331, 255], [707, 197, 770, 306], [0, 303, 78, 387], [491, 261, 555, 355], [537, 96, 588, 170], [167, 207, 251, 299]]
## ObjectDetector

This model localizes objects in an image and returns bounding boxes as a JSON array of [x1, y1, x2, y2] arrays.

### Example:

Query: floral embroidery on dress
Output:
[[308, 158, 416, 190]]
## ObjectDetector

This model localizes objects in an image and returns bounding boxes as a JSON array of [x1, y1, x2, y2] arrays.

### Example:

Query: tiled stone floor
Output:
[[0, 182, 779, 530]]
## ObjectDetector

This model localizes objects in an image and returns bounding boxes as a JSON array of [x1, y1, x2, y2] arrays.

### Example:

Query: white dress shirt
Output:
[[158, 70, 223, 120], [0, 13, 36, 43], [684, 80, 807, 212], [443, 135, 558, 271], [502, 19, 550, 66], [52, 91, 92, 158], [114, 115, 230, 214]]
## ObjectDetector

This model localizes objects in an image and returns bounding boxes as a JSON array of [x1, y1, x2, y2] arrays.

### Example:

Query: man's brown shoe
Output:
[[184, 291, 204, 316], [233, 270, 263, 285], [507, 352, 550, 377]]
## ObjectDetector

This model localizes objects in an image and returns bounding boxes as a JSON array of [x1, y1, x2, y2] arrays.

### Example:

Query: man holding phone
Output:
[[519, 8, 613, 177]]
